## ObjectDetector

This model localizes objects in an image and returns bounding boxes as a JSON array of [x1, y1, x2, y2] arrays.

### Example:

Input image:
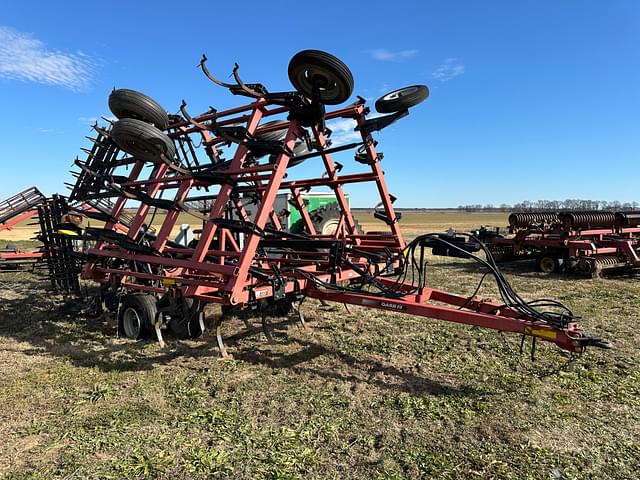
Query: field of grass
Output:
[[1, 212, 639, 479]]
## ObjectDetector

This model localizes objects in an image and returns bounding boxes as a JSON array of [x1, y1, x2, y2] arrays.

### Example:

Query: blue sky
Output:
[[0, 1, 638, 208]]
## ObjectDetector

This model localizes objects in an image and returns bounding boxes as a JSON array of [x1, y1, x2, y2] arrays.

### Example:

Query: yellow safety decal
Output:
[[162, 279, 176, 286], [56, 229, 80, 236], [524, 326, 557, 340]]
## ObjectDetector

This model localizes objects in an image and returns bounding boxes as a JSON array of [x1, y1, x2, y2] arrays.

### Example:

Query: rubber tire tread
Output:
[[255, 120, 288, 142], [375, 85, 429, 113], [109, 89, 169, 130], [311, 203, 363, 234], [119, 294, 158, 339], [111, 118, 176, 162], [288, 50, 354, 105]]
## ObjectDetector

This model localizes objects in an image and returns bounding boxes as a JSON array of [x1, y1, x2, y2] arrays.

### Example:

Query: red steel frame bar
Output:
[[0, 209, 38, 233]]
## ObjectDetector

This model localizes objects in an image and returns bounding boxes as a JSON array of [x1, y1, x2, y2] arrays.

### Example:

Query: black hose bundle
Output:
[[294, 231, 579, 331], [401, 233, 578, 329]]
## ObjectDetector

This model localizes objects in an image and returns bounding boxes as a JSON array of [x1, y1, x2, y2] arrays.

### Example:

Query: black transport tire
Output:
[[288, 50, 354, 105], [267, 140, 310, 168], [375, 85, 429, 113], [111, 118, 176, 162], [168, 298, 204, 339], [311, 203, 363, 235], [256, 120, 288, 142], [248, 121, 289, 162], [109, 89, 169, 130], [118, 294, 158, 340]]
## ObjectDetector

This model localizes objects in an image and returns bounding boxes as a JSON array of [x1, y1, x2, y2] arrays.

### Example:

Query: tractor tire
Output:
[[111, 118, 176, 162], [311, 203, 363, 235], [288, 50, 354, 105], [375, 85, 429, 114], [118, 294, 158, 340], [109, 89, 169, 130], [167, 298, 204, 339]]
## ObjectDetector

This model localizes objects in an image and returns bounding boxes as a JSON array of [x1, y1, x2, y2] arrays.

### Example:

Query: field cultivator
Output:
[[435, 210, 640, 277], [55, 50, 608, 358]]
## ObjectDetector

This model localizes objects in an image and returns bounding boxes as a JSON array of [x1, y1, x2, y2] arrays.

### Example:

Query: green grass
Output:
[[0, 239, 40, 249], [1, 259, 639, 479]]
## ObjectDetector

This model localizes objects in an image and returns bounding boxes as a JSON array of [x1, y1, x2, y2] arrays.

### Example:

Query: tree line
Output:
[[458, 199, 639, 212]]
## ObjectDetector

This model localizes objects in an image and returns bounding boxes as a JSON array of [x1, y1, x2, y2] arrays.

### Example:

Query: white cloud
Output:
[[367, 49, 418, 62], [79, 115, 116, 125], [328, 118, 360, 144], [432, 58, 465, 82], [0, 26, 95, 90]]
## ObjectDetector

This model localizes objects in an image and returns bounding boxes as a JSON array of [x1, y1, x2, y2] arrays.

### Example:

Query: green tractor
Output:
[[274, 191, 348, 235]]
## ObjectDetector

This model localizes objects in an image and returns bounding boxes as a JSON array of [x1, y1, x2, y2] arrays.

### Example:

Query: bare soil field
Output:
[[1, 212, 638, 479], [1, 210, 508, 243]]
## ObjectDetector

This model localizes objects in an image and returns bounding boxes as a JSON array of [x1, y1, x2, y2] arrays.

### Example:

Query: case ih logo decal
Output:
[[380, 301, 406, 311], [361, 298, 406, 311]]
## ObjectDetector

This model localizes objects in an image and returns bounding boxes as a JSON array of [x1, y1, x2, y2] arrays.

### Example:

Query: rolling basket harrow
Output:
[[56, 50, 608, 358], [433, 210, 640, 277]]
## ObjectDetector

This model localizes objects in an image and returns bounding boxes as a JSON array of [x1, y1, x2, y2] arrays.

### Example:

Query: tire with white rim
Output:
[[375, 85, 429, 113], [119, 294, 158, 340]]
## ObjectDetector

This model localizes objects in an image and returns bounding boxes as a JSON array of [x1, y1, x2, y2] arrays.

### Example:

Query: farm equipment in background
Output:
[[433, 210, 640, 277], [0, 185, 132, 276], [0, 187, 47, 270], [51, 49, 608, 358]]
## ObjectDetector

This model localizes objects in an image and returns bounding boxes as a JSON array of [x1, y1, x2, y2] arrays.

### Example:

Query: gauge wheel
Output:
[[118, 294, 158, 340], [109, 88, 169, 130], [111, 118, 176, 162], [375, 85, 429, 113], [288, 50, 354, 105]]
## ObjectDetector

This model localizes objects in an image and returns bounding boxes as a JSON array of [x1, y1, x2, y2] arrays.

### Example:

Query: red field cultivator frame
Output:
[[63, 50, 608, 357]]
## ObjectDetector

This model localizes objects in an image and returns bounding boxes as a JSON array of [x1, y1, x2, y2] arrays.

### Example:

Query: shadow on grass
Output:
[[0, 275, 481, 397]]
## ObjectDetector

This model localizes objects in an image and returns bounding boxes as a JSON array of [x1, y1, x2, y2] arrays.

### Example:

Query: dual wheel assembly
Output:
[[118, 294, 203, 341]]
